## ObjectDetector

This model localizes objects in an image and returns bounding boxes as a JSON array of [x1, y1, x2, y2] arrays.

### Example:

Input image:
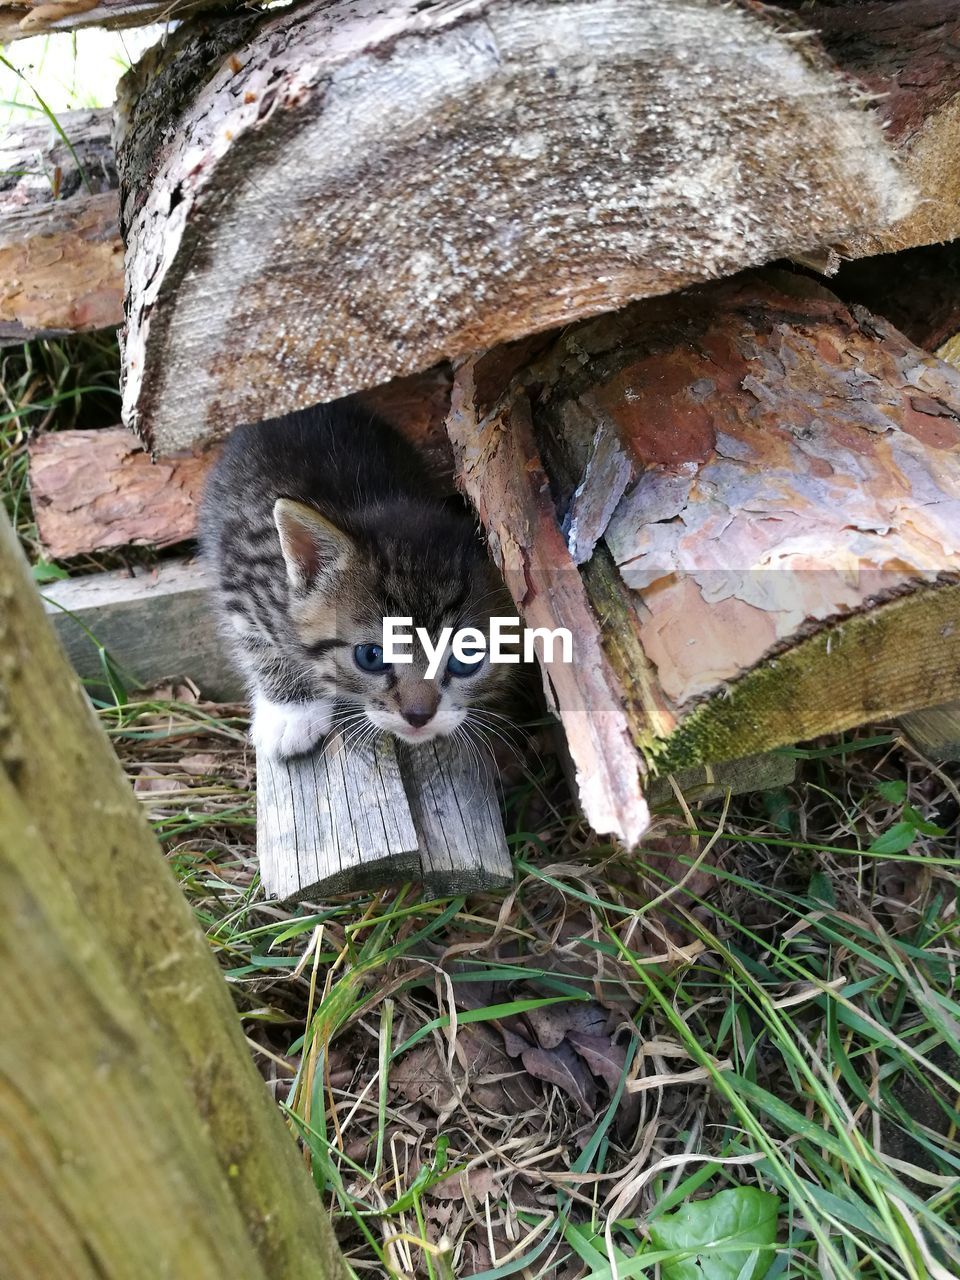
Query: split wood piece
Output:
[[257, 735, 512, 901], [115, 0, 928, 455], [29, 427, 215, 557], [898, 703, 960, 763], [0, 108, 122, 342], [41, 557, 244, 701], [446, 269, 960, 832], [0, 0, 239, 42], [646, 751, 797, 811], [1, 512, 348, 1279]]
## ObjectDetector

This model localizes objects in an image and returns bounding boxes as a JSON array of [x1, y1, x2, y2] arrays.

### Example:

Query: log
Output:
[[0, 513, 347, 1277], [444, 268, 960, 839], [29, 427, 215, 557], [114, 0, 946, 454], [257, 736, 512, 901], [26, 371, 452, 560], [0, 108, 122, 342], [0, 0, 238, 42], [795, 0, 960, 258], [41, 557, 244, 701], [898, 703, 960, 763]]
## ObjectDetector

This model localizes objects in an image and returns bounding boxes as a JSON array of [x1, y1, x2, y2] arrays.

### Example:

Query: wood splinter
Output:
[[256, 734, 512, 902]]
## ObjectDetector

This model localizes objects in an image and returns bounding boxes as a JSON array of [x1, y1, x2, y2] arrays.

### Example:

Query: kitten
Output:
[[199, 401, 514, 759]]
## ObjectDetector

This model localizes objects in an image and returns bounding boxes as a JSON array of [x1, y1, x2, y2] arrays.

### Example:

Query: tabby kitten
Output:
[[200, 402, 513, 759]]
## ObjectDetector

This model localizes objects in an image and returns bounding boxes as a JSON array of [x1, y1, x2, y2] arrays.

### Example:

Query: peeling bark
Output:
[[0, 109, 122, 342], [446, 269, 960, 812], [28, 428, 214, 557], [115, 0, 938, 453]]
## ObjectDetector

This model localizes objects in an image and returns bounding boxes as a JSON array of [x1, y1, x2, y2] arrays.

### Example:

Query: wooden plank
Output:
[[257, 736, 512, 901], [40, 558, 244, 701], [898, 702, 960, 762], [647, 751, 797, 809]]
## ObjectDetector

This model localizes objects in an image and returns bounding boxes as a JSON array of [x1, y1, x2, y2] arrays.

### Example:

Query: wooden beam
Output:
[[41, 558, 244, 701], [115, 0, 942, 454], [444, 268, 960, 842], [0, 108, 122, 342], [646, 751, 797, 809], [258, 736, 512, 901], [0, 508, 348, 1279], [898, 702, 960, 762]]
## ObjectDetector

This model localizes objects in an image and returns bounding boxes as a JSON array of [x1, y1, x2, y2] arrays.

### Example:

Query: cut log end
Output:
[[256, 735, 512, 902], [115, 0, 952, 454]]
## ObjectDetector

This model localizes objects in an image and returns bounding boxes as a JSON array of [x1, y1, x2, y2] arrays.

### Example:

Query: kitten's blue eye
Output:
[[354, 643, 390, 673], [447, 649, 485, 678]]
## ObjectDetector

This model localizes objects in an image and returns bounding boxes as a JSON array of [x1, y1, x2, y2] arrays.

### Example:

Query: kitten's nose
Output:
[[403, 709, 434, 729]]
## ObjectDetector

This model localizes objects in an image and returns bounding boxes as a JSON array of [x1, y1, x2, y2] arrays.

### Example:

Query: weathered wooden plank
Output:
[[256, 735, 512, 901], [116, 0, 932, 454], [40, 558, 243, 701], [898, 702, 960, 763], [646, 751, 797, 809]]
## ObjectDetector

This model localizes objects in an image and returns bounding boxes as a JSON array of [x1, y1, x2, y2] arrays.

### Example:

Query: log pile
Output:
[[446, 269, 960, 841], [4, 0, 959, 850]]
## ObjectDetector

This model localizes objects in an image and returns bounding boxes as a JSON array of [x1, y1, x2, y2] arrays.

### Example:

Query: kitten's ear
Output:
[[273, 499, 353, 590]]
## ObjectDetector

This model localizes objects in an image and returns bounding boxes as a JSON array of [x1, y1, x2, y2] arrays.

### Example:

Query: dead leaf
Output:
[[178, 751, 222, 775], [525, 1000, 608, 1049], [521, 1041, 597, 1113], [133, 766, 186, 794], [428, 1166, 502, 1202], [567, 1030, 627, 1093]]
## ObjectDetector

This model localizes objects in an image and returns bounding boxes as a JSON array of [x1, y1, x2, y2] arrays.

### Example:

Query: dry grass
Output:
[[101, 689, 960, 1279]]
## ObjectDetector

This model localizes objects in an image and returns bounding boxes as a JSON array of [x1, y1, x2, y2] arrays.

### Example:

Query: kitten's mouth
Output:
[[393, 724, 441, 744]]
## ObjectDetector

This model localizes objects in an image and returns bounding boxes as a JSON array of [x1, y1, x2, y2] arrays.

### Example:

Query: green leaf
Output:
[[875, 779, 907, 804], [647, 1187, 780, 1280], [901, 805, 947, 837], [32, 558, 68, 583], [868, 822, 917, 854]]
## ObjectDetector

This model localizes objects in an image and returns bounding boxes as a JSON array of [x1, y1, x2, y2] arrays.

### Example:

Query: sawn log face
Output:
[[116, 0, 925, 453]]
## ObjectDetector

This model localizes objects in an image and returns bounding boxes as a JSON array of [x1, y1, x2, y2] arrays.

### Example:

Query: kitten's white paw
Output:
[[251, 695, 333, 759]]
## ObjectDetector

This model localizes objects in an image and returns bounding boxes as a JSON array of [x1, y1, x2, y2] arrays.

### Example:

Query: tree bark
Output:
[[29, 427, 214, 556], [444, 269, 960, 837], [114, 0, 945, 454], [0, 510, 347, 1278], [0, 108, 122, 342]]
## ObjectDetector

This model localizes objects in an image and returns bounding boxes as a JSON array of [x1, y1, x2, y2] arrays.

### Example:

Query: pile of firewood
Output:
[[3, 0, 959, 844]]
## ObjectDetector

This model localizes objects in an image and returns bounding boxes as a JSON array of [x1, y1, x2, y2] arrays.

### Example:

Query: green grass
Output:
[[97, 688, 960, 1280], [4, 332, 959, 1278]]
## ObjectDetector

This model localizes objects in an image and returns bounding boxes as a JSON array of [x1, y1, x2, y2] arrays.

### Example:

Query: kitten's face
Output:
[[276, 499, 514, 744]]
